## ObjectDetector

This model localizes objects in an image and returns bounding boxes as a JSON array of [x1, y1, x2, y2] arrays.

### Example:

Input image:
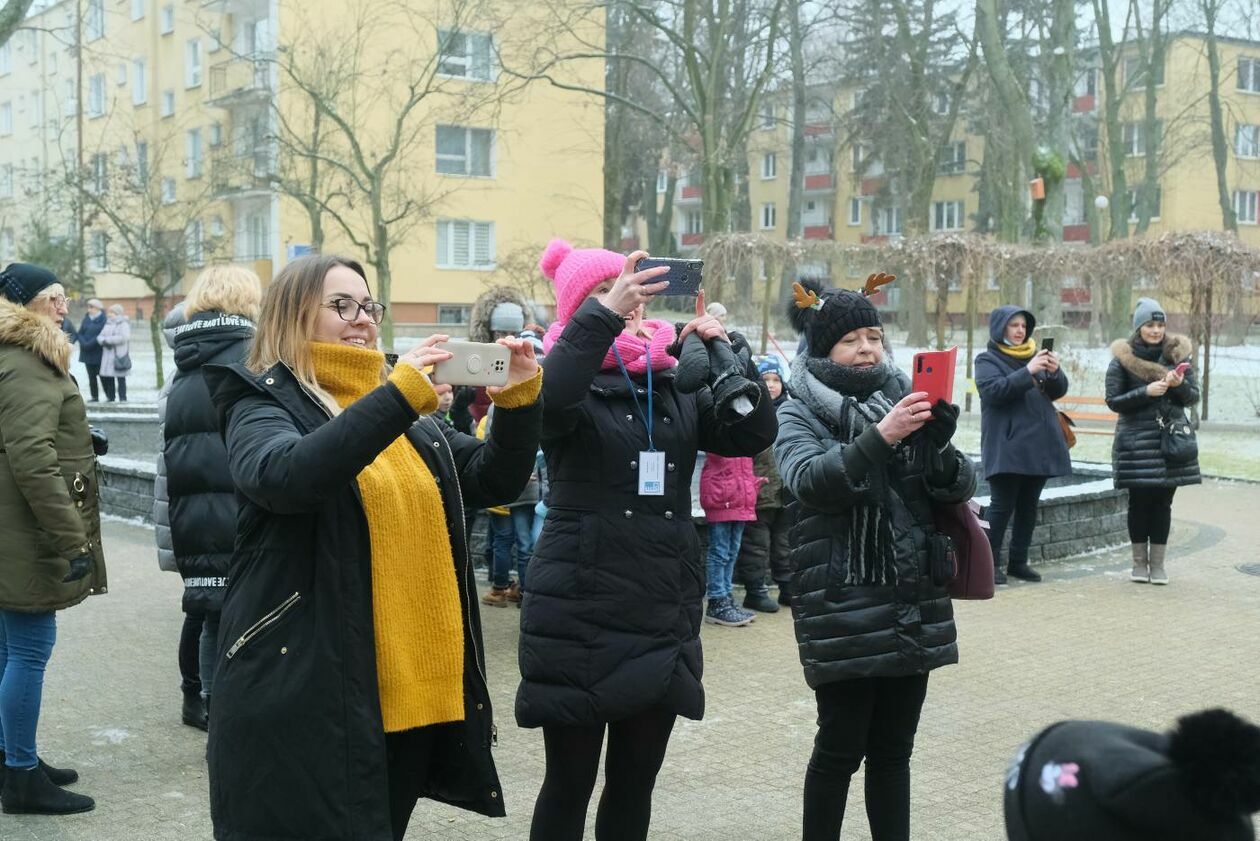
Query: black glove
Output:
[[62, 553, 93, 583], [90, 426, 109, 456], [922, 400, 959, 450]]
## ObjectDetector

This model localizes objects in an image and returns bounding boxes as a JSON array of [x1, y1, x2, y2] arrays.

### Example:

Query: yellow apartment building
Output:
[[0, 0, 604, 327]]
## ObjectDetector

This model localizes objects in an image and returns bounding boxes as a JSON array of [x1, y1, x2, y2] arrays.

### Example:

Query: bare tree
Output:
[[0, 0, 34, 47]]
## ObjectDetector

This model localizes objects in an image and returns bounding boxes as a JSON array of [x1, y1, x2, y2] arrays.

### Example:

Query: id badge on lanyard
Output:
[[613, 343, 666, 497]]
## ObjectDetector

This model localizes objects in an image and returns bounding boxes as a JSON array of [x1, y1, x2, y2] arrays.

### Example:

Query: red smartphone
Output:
[[912, 347, 958, 406], [1174, 362, 1190, 377]]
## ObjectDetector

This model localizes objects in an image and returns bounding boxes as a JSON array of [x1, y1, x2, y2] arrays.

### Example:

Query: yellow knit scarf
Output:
[[998, 338, 1037, 360], [309, 341, 464, 732]]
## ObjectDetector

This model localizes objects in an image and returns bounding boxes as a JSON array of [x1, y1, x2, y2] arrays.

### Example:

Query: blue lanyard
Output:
[[611, 342, 654, 452]]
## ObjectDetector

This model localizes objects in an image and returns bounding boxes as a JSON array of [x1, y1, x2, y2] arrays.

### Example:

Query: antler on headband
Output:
[[792, 281, 824, 311], [862, 272, 896, 297]]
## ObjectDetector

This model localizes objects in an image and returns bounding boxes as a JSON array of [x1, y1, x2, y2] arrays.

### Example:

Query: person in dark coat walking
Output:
[[160, 266, 261, 731], [774, 278, 975, 841], [204, 254, 542, 841], [75, 299, 105, 402], [1105, 297, 1200, 585], [518, 239, 777, 841], [975, 306, 1071, 584]]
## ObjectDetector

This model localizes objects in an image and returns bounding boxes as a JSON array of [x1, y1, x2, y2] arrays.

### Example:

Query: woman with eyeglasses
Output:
[[0, 263, 106, 815], [203, 254, 543, 841]]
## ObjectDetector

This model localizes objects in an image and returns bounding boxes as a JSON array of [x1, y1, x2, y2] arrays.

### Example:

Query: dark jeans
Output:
[[179, 613, 203, 692], [0, 610, 57, 769], [101, 375, 127, 402], [803, 674, 930, 841], [985, 474, 1049, 568], [1127, 486, 1177, 544], [736, 506, 794, 589], [489, 507, 535, 588], [83, 363, 101, 400], [385, 722, 460, 841], [200, 614, 221, 700], [530, 706, 677, 841]]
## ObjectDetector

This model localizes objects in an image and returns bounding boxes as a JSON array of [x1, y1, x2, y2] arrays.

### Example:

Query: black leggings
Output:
[[1128, 487, 1177, 544], [803, 674, 930, 841], [179, 613, 203, 690], [530, 706, 677, 841], [83, 364, 101, 400], [985, 474, 1048, 567], [385, 723, 459, 841]]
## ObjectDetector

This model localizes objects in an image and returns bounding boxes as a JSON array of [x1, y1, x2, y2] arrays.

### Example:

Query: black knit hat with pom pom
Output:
[[1004, 708, 1260, 841], [787, 278, 882, 358]]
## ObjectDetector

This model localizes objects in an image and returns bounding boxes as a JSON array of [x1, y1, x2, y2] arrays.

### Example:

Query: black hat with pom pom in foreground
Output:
[[1004, 708, 1260, 841]]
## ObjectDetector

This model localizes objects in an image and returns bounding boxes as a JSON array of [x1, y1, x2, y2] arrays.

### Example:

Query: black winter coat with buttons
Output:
[[204, 359, 541, 841], [515, 299, 778, 729]]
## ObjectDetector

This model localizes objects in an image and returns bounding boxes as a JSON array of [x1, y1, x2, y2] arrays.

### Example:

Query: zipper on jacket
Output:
[[226, 591, 301, 659]]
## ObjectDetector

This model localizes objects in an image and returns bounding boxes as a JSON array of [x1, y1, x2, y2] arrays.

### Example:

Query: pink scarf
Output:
[[543, 318, 678, 375]]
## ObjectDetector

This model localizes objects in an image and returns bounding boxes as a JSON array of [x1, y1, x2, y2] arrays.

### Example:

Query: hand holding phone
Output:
[[912, 347, 957, 406], [1167, 361, 1190, 386], [1174, 362, 1190, 377], [602, 250, 671, 317], [428, 340, 512, 388], [634, 257, 704, 297]]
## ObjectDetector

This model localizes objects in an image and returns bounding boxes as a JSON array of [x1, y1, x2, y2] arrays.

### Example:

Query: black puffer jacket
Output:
[[516, 299, 777, 728], [1104, 334, 1201, 488], [162, 311, 253, 615], [774, 367, 975, 689], [204, 361, 541, 840]]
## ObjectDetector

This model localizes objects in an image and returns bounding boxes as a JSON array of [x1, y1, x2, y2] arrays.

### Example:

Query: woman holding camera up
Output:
[[204, 253, 542, 841], [517, 240, 776, 841], [774, 278, 975, 841], [1105, 297, 1200, 585]]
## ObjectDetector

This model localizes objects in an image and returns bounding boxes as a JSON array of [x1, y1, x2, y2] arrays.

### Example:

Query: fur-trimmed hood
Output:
[[1110, 333, 1192, 383], [0, 299, 72, 373], [468, 286, 530, 344]]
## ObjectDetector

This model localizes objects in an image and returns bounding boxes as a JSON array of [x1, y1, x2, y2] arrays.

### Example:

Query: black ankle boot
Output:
[[0, 752, 78, 787], [1007, 562, 1042, 582], [776, 580, 792, 606], [742, 587, 780, 613], [1, 765, 94, 815], [182, 685, 208, 731]]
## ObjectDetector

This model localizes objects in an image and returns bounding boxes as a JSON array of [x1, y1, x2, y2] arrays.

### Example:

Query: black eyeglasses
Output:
[[325, 297, 387, 325]]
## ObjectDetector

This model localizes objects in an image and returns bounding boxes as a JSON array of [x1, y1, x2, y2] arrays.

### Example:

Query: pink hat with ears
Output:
[[539, 239, 627, 324]]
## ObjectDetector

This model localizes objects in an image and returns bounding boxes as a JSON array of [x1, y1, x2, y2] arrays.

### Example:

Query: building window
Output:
[[90, 153, 108, 193], [209, 122, 222, 147], [761, 152, 777, 179], [1240, 58, 1260, 94], [132, 58, 147, 105], [90, 231, 109, 271], [131, 0, 145, 21], [135, 141, 148, 184], [85, 0, 104, 42], [186, 220, 204, 266], [656, 170, 667, 193], [210, 215, 224, 237], [876, 206, 903, 236], [760, 102, 775, 129], [851, 145, 864, 172], [160, 5, 174, 35], [161, 90, 175, 117], [87, 74, 106, 117], [116, 62, 127, 86], [436, 219, 495, 268], [760, 203, 777, 230], [686, 211, 702, 235], [931, 200, 964, 231], [186, 128, 203, 178], [932, 91, 950, 116], [161, 177, 176, 204], [438, 304, 471, 324], [185, 39, 202, 88], [1237, 124, 1260, 159], [1124, 56, 1164, 87], [1127, 187, 1162, 222], [1121, 122, 1160, 157], [0, 101, 11, 135], [1235, 190, 1259, 225], [1079, 125, 1099, 160], [437, 29, 493, 80], [244, 212, 269, 259], [938, 141, 966, 175], [435, 125, 493, 176], [848, 198, 862, 226]]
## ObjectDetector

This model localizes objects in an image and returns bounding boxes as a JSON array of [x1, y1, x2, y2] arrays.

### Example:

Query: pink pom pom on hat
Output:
[[539, 238, 627, 324]]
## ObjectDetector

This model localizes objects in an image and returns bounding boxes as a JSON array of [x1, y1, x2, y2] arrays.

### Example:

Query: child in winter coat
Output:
[[700, 453, 765, 626]]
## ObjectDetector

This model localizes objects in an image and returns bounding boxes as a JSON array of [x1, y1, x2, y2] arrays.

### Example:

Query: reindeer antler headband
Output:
[[792, 272, 897, 312]]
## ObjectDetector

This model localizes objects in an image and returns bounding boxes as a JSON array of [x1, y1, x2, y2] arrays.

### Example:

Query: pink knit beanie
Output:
[[539, 239, 626, 324]]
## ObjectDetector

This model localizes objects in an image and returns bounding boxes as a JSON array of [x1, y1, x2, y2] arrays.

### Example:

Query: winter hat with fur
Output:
[[490, 301, 525, 334], [539, 239, 626, 324], [0, 262, 59, 305], [1132, 297, 1166, 332], [787, 278, 882, 358], [1004, 708, 1260, 841]]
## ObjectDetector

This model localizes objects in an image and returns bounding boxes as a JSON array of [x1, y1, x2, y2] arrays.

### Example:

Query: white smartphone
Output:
[[429, 340, 511, 388]]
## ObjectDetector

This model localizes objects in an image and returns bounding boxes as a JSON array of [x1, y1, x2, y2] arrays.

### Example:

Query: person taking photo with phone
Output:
[[774, 278, 975, 841], [203, 253, 542, 841], [974, 307, 1070, 585], [517, 240, 776, 841], [1105, 297, 1200, 585]]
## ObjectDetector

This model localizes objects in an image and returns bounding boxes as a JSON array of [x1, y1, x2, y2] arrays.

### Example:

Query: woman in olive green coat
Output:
[[0, 263, 106, 815]]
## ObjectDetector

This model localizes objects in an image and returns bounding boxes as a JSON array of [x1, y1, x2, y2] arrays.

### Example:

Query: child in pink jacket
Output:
[[700, 453, 765, 627]]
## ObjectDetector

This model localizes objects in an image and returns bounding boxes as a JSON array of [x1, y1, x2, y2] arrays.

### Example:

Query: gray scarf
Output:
[[790, 355, 899, 586]]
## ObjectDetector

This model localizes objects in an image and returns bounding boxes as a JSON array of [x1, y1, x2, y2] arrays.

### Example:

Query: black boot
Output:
[[742, 582, 780, 613], [1, 765, 94, 815], [182, 684, 208, 731], [994, 562, 1008, 585], [0, 752, 78, 787], [776, 579, 792, 606], [1007, 562, 1042, 583]]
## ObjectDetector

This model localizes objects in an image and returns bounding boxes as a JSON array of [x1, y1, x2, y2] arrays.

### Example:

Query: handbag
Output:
[[114, 351, 133, 373], [1157, 403, 1197, 466], [1056, 410, 1077, 450], [932, 499, 995, 600]]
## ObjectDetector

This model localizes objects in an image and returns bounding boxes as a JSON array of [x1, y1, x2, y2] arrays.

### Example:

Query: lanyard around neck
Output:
[[611, 341, 654, 452]]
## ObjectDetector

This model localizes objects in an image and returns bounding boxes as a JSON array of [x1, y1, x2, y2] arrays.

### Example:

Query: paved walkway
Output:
[[6, 481, 1260, 840]]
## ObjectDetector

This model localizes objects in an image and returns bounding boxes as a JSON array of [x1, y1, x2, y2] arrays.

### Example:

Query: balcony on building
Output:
[[680, 233, 705, 247], [804, 172, 835, 192], [1062, 223, 1091, 242], [803, 225, 833, 240], [677, 183, 702, 203], [211, 150, 275, 198], [207, 55, 274, 107]]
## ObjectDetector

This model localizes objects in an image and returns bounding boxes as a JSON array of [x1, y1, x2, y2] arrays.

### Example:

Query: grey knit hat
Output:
[[1132, 297, 1166, 332]]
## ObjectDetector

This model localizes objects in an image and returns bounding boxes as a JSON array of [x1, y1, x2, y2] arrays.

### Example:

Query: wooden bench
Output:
[[1054, 395, 1117, 436]]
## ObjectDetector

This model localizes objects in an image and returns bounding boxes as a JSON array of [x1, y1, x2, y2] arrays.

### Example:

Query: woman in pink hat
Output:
[[516, 241, 777, 840]]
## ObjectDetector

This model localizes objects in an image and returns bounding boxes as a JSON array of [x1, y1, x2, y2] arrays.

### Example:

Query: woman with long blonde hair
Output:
[[203, 253, 543, 840]]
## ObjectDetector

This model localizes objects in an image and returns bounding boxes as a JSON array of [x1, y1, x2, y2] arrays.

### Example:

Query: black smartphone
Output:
[[635, 257, 703, 297], [1041, 337, 1055, 353]]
